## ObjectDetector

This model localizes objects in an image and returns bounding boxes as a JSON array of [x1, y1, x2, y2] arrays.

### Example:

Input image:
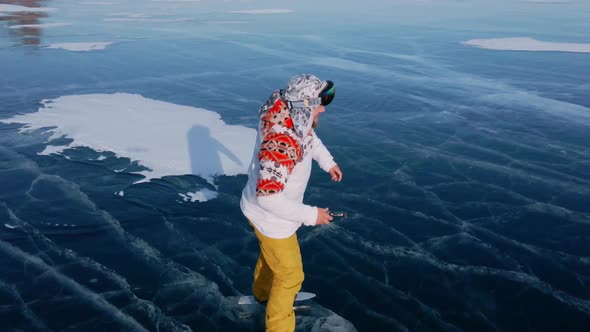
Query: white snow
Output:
[[227, 9, 293, 14], [0, 4, 55, 12], [125, 13, 150, 18], [151, 0, 201, 2], [46, 42, 113, 52], [80, 1, 116, 4], [104, 17, 192, 22], [179, 189, 218, 202], [526, 0, 571, 3], [8, 23, 71, 29], [462, 37, 590, 53], [0, 93, 257, 186], [107, 12, 150, 18], [206, 21, 246, 25]]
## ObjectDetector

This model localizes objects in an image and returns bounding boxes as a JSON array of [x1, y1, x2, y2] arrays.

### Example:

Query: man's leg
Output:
[[252, 227, 303, 332], [253, 253, 273, 303]]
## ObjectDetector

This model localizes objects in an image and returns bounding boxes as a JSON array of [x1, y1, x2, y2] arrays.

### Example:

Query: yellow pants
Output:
[[250, 224, 304, 332]]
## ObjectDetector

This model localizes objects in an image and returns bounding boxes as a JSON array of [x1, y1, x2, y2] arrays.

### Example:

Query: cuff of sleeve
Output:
[[302, 205, 318, 226], [321, 159, 337, 173]]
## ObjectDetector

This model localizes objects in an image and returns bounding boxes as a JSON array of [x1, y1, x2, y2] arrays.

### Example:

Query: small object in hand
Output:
[[329, 211, 347, 219]]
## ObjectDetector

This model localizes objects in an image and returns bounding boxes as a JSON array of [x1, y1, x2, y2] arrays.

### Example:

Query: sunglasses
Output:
[[285, 80, 336, 109], [318, 80, 335, 106]]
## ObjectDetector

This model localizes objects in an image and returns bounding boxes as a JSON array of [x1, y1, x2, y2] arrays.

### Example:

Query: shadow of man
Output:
[[187, 125, 243, 184]]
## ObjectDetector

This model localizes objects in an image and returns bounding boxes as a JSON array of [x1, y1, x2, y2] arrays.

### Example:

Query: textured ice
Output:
[[463, 37, 590, 53], [0, 240, 149, 331], [477, 92, 590, 122], [228, 298, 358, 332], [0, 185, 225, 330], [310, 314, 358, 332]]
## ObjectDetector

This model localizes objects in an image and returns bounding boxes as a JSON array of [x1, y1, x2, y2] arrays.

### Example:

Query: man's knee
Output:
[[273, 265, 304, 289]]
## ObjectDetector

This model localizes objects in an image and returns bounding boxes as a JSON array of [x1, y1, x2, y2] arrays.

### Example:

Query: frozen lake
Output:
[[1, 0, 590, 331]]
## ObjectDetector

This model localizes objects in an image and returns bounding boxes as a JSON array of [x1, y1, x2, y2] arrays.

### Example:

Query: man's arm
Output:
[[311, 133, 337, 172]]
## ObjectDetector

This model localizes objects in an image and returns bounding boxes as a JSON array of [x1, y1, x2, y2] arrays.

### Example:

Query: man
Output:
[[240, 73, 342, 331]]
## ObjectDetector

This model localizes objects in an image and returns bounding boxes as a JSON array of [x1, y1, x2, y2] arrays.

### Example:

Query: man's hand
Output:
[[329, 165, 343, 182], [316, 208, 333, 225]]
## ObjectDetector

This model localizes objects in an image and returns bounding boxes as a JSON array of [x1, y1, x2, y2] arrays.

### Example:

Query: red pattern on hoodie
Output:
[[256, 99, 303, 196]]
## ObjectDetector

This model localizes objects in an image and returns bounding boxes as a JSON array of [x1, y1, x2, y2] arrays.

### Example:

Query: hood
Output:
[[258, 89, 314, 139]]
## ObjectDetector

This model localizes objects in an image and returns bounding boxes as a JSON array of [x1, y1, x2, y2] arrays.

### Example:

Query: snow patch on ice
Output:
[[179, 188, 218, 202], [227, 9, 293, 14], [46, 42, 113, 52], [151, 0, 201, 2], [81, 1, 116, 4], [107, 12, 151, 18], [104, 17, 192, 22], [8, 23, 71, 29], [526, 0, 572, 3], [206, 21, 247, 25], [0, 4, 55, 12], [0, 93, 257, 185], [462, 37, 590, 53]]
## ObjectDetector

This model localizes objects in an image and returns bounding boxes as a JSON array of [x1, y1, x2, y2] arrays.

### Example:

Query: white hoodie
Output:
[[240, 92, 336, 239]]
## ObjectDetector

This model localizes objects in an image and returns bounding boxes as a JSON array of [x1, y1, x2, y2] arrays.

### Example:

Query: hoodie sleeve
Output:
[[255, 100, 317, 226], [311, 133, 337, 172]]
